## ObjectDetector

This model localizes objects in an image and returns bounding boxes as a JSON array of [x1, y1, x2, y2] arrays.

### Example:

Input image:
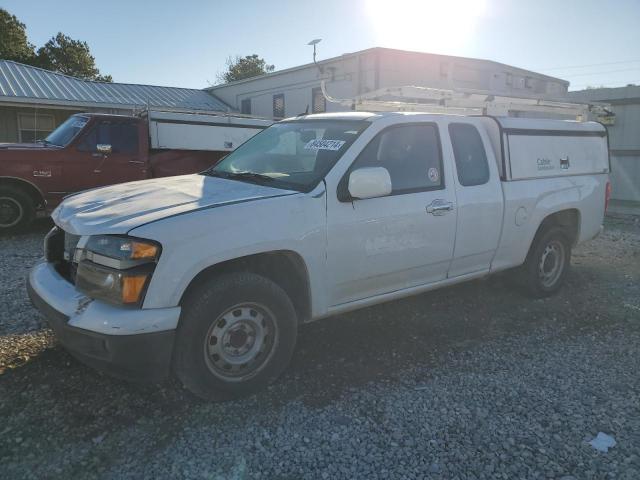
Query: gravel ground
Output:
[[0, 219, 49, 336], [0, 215, 638, 480]]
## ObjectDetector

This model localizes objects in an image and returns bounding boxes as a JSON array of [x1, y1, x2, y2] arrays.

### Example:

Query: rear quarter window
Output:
[[449, 123, 490, 187]]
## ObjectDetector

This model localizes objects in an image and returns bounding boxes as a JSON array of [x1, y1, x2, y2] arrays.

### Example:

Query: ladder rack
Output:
[[320, 81, 613, 121]]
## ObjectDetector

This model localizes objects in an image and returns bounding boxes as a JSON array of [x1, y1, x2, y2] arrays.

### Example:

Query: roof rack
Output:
[[320, 81, 614, 121], [131, 104, 271, 121]]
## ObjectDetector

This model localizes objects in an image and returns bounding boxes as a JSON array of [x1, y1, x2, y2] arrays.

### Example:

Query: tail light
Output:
[[605, 181, 612, 212]]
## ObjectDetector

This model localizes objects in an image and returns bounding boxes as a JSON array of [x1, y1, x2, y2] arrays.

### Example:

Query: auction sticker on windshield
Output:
[[304, 139, 346, 151]]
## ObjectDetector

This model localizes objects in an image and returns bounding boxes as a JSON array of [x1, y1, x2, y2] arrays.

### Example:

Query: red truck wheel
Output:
[[0, 186, 35, 233]]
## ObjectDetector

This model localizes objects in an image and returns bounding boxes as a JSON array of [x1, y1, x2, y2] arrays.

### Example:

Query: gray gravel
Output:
[[0, 215, 639, 479], [0, 220, 50, 335]]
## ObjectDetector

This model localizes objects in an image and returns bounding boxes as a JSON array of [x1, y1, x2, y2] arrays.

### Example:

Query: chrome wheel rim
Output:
[[0, 197, 23, 228], [538, 240, 565, 288], [204, 303, 277, 381]]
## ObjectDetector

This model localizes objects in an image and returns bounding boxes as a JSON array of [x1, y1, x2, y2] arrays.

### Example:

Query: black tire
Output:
[[517, 227, 572, 298], [0, 185, 35, 233], [173, 272, 298, 401]]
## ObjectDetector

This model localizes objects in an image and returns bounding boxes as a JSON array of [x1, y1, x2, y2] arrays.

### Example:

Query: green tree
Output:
[[0, 8, 36, 63], [35, 32, 112, 82], [218, 54, 275, 83]]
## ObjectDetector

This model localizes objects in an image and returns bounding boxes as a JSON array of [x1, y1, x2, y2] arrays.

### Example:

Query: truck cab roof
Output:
[[284, 112, 384, 122], [289, 111, 480, 123], [72, 112, 137, 120]]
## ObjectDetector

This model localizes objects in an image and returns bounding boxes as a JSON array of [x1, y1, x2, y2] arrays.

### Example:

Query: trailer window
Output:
[[312, 87, 326, 113], [273, 94, 285, 119], [351, 124, 444, 194], [449, 123, 490, 187], [241, 98, 251, 115]]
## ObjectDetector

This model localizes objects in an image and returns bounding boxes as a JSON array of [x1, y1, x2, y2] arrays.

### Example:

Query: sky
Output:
[[3, 0, 640, 91]]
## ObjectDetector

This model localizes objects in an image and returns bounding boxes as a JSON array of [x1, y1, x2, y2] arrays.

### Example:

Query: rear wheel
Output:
[[518, 227, 571, 298], [0, 186, 35, 233], [173, 272, 297, 401]]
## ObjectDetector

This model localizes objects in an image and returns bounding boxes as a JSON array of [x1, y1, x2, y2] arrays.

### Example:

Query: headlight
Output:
[[80, 235, 159, 267], [75, 235, 161, 306]]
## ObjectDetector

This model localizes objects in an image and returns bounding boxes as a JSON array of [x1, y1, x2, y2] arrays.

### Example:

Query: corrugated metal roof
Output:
[[0, 60, 230, 111]]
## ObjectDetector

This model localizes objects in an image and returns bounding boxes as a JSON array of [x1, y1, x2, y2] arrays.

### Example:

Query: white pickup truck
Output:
[[28, 111, 611, 400]]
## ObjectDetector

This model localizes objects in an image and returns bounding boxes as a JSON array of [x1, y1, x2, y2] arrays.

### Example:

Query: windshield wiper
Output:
[[210, 171, 276, 183], [202, 169, 226, 178]]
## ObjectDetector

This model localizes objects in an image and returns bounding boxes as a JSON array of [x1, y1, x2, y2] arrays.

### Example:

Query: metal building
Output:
[[0, 60, 230, 143], [207, 47, 570, 119], [570, 86, 640, 204]]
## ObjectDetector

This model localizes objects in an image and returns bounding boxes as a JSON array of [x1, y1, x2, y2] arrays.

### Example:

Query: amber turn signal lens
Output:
[[131, 241, 158, 260], [122, 275, 148, 304]]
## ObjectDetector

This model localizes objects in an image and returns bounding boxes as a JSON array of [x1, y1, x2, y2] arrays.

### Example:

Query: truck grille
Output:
[[63, 232, 81, 262], [45, 227, 79, 283], [44, 226, 64, 263]]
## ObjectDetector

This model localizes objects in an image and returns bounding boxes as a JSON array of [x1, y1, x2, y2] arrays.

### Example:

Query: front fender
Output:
[[130, 192, 328, 317]]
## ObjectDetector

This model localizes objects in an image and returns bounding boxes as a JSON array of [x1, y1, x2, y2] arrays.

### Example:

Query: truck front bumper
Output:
[[27, 262, 181, 382]]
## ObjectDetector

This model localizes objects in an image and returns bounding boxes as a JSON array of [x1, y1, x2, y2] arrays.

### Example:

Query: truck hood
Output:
[[0, 142, 59, 150], [53, 174, 298, 235]]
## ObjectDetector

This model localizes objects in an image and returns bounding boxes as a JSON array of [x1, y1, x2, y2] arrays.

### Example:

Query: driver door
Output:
[[69, 118, 147, 192], [326, 122, 457, 306]]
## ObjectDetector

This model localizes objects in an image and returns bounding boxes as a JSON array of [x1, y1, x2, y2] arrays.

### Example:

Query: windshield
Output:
[[207, 119, 370, 192], [44, 115, 89, 147]]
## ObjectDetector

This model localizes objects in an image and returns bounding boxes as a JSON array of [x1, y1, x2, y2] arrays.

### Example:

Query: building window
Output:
[[273, 93, 285, 119], [18, 113, 55, 143], [525, 77, 533, 89], [312, 87, 326, 113], [241, 98, 251, 115], [505, 73, 513, 86]]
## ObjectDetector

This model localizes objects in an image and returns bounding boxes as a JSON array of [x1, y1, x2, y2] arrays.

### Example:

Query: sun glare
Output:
[[365, 0, 487, 53]]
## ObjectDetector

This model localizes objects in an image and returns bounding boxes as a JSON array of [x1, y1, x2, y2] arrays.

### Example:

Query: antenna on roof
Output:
[[307, 39, 323, 74], [296, 105, 309, 117]]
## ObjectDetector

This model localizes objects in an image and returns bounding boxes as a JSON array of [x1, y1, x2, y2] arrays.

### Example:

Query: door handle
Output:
[[426, 199, 454, 216]]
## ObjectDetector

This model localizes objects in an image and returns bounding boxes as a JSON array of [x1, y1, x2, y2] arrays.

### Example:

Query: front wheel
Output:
[[518, 227, 572, 298], [173, 272, 298, 401], [0, 186, 35, 233]]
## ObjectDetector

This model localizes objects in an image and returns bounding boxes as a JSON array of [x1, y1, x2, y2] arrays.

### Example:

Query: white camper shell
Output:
[[145, 110, 273, 152], [478, 117, 609, 181]]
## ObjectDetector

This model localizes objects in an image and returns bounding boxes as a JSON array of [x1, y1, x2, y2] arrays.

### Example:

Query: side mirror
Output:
[[96, 144, 112, 155], [348, 167, 392, 200]]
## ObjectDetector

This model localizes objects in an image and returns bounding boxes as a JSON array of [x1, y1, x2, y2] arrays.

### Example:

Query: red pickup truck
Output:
[[0, 111, 271, 232]]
